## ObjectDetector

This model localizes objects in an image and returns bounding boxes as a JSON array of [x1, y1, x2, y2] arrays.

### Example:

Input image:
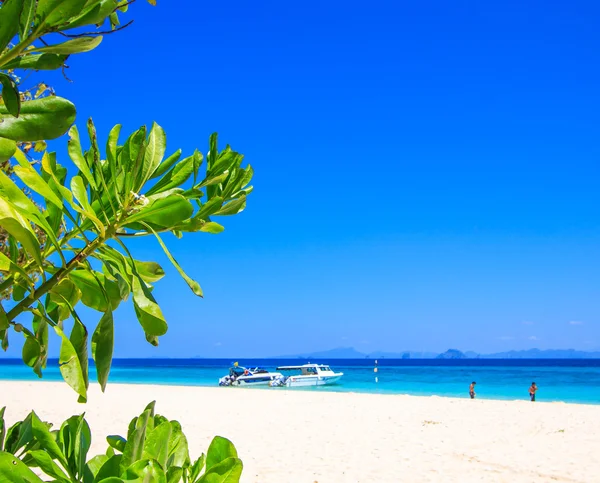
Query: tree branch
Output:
[[56, 20, 134, 38], [5, 232, 110, 322]]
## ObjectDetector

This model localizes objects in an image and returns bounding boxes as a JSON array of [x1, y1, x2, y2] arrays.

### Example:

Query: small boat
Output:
[[271, 364, 343, 387], [218, 365, 283, 387]]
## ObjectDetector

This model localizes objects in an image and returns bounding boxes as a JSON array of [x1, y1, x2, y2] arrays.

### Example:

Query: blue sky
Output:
[[4, 0, 600, 358]]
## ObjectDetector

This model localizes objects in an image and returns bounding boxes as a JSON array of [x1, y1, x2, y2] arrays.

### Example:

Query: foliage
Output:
[[0, 0, 158, 288], [0, 402, 243, 482], [0, 0, 253, 402], [0, 2, 249, 481], [1, 123, 252, 401]]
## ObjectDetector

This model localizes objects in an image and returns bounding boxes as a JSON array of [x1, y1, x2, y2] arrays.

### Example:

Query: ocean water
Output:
[[1, 358, 599, 404]]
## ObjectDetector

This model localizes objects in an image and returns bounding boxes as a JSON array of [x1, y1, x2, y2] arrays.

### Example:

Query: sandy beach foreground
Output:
[[2, 381, 599, 482]]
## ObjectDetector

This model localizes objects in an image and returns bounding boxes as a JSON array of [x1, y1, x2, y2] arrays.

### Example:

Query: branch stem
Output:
[[5, 228, 113, 322]]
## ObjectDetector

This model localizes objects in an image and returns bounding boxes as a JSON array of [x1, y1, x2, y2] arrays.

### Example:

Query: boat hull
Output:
[[232, 373, 282, 386], [285, 373, 343, 387]]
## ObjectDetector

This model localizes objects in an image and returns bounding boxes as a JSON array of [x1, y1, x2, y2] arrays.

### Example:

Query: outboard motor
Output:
[[219, 375, 232, 386], [269, 374, 287, 387]]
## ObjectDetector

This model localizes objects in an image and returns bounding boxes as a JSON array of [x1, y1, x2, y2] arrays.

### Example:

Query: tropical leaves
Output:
[[0, 122, 253, 401], [0, 1, 246, 481], [0, 403, 242, 483]]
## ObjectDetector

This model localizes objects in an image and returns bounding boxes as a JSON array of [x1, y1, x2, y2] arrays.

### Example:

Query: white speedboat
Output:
[[271, 364, 343, 387], [219, 365, 283, 387]]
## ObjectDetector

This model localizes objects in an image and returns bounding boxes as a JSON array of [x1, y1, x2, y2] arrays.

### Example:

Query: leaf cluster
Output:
[[0, 122, 253, 401], [0, 402, 243, 482]]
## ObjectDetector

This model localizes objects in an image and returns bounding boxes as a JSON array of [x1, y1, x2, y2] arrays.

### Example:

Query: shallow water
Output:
[[1, 358, 599, 404]]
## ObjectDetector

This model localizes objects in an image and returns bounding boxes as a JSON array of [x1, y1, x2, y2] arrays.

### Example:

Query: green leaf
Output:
[[189, 454, 206, 482], [68, 125, 97, 189], [2, 158, 65, 266], [18, 0, 35, 40], [32, 315, 48, 375], [106, 434, 126, 453], [94, 454, 122, 481], [69, 317, 89, 402], [146, 154, 194, 196], [27, 449, 70, 481], [0, 137, 16, 163], [36, 0, 92, 27], [132, 275, 167, 340], [31, 36, 103, 54], [0, 73, 21, 117], [54, 326, 87, 401], [71, 175, 105, 235], [213, 196, 246, 216], [166, 421, 189, 468], [150, 149, 181, 180], [0, 306, 8, 330], [0, 196, 42, 267], [1, 329, 8, 351], [11, 149, 64, 209], [0, 96, 76, 142], [0, 251, 32, 286], [122, 459, 166, 483], [142, 421, 171, 469], [134, 260, 165, 283], [50, 278, 82, 321], [198, 171, 229, 189], [205, 436, 238, 471], [197, 457, 243, 483], [124, 194, 193, 228], [120, 126, 146, 191], [72, 414, 92, 480], [144, 224, 202, 297], [121, 126, 146, 171], [84, 454, 107, 483], [69, 270, 121, 312], [6, 150, 66, 262], [197, 196, 223, 219], [62, 0, 118, 30], [137, 121, 165, 190], [4, 53, 68, 70], [22, 334, 41, 371], [12, 280, 27, 301], [92, 311, 113, 391], [106, 124, 121, 167], [42, 152, 103, 232], [31, 411, 69, 467], [0, 451, 44, 482], [200, 222, 225, 234], [3, 413, 32, 454], [120, 407, 152, 473], [0, 407, 5, 452], [0, 0, 23, 53], [166, 467, 183, 483]]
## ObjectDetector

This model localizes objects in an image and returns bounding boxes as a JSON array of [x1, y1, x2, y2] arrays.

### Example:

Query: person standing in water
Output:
[[529, 382, 538, 402], [469, 381, 476, 399]]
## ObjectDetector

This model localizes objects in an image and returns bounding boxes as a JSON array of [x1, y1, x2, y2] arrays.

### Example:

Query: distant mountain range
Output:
[[269, 347, 600, 359]]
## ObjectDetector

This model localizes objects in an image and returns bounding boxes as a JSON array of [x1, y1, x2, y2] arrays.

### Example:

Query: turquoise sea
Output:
[[1, 358, 599, 404]]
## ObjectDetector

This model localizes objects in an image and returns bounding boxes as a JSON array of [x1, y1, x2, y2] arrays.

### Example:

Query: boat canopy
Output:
[[276, 364, 330, 370]]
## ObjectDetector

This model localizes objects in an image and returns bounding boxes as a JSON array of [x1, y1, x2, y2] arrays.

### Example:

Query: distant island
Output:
[[436, 349, 467, 360], [269, 347, 600, 359]]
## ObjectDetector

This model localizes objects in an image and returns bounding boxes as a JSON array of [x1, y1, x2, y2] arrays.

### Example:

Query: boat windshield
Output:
[[318, 365, 332, 372]]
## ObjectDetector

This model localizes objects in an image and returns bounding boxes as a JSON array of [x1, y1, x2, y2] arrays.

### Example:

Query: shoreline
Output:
[[3, 380, 600, 482], [2, 376, 599, 406]]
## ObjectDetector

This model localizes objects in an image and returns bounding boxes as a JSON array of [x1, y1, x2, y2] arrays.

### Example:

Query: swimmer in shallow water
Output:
[[529, 382, 538, 402], [469, 381, 476, 399]]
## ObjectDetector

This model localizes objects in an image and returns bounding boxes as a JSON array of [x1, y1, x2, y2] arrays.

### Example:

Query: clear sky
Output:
[[4, 0, 600, 358]]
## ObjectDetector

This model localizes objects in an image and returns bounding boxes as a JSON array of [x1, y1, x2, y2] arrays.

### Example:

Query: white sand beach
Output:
[[2, 381, 599, 482]]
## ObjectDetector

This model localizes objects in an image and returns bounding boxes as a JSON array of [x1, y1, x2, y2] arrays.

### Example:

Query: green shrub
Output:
[[0, 402, 242, 482]]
